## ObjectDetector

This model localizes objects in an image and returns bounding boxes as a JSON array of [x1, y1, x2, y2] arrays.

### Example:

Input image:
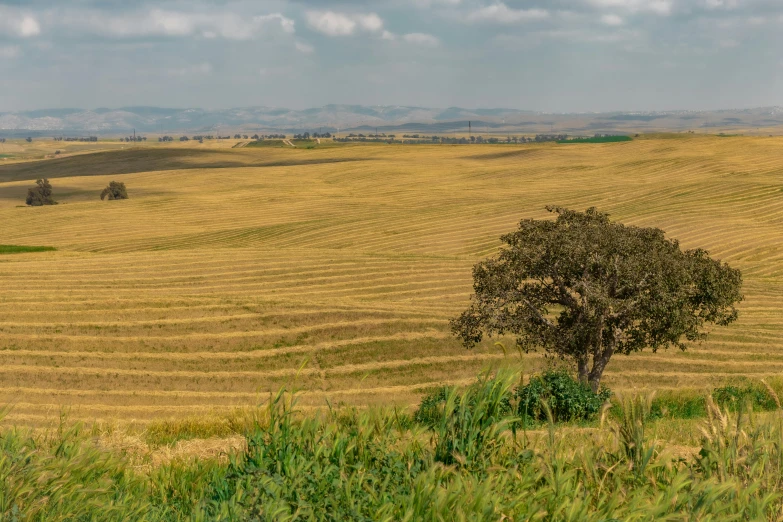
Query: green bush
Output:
[[515, 370, 611, 423], [712, 382, 778, 412], [416, 370, 610, 426]]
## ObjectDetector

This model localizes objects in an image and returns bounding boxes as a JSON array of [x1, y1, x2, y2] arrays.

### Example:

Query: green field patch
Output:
[[558, 135, 633, 144], [0, 244, 56, 254], [246, 140, 287, 148], [0, 154, 12, 159]]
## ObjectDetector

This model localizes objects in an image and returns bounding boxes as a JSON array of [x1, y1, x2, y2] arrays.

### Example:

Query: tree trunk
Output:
[[588, 345, 614, 393], [577, 357, 589, 387]]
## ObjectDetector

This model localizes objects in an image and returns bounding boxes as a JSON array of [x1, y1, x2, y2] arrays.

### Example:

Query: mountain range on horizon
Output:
[[2, 105, 783, 135]]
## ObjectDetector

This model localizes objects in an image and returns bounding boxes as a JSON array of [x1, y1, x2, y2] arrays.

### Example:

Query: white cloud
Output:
[[647, 1, 674, 15], [19, 16, 41, 37], [305, 11, 386, 37], [415, 0, 462, 5], [147, 11, 192, 36], [601, 14, 625, 25], [256, 14, 295, 35], [295, 41, 314, 53], [305, 11, 357, 36], [467, 4, 550, 24], [59, 9, 294, 40], [403, 33, 440, 46], [586, 0, 673, 15], [704, 0, 741, 9], [356, 14, 384, 32], [0, 8, 41, 38]]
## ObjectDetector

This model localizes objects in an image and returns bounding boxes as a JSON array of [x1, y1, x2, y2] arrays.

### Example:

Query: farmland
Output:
[[0, 134, 782, 429]]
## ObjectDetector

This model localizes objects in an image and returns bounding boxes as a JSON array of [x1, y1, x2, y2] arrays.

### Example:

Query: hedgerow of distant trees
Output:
[[292, 132, 332, 139], [100, 181, 128, 201], [331, 132, 627, 144], [26, 179, 56, 206], [53, 137, 98, 142], [105, 130, 629, 146]]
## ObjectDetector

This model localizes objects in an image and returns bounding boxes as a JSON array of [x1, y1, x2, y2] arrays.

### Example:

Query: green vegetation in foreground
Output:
[[0, 244, 56, 254], [6, 369, 783, 520], [557, 135, 633, 143]]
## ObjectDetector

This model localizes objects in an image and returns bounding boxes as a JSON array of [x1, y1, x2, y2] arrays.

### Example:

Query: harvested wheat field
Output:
[[0, 134, 782, 427]]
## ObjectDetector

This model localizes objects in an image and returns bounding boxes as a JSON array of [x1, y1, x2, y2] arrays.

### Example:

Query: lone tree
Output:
[[451, 207, 743, 392], [100, 181, 128, 201], [26, 178, 56, 206]]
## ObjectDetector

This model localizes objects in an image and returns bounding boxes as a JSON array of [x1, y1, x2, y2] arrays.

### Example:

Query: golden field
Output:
[[0, 134, 782, 428]]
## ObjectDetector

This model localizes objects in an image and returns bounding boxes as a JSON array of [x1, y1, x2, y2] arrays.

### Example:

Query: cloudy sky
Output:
[[0, 0, 781, 112]]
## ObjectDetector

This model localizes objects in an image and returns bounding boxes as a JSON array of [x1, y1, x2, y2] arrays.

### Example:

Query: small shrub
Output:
[[515, 370, 611, 423], [712, 382, 777, 412], [101, 181, 128, 200], [413, 386, 454, 427], [25, 178, 56, 206], [648, 392, 706, 419]]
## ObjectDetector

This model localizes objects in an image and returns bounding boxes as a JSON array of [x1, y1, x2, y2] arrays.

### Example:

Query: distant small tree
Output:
[[26, 178, 56, 206], [452, 206, 743, 392], [26, 137, 32, 143], [100, 181, 128, 201]]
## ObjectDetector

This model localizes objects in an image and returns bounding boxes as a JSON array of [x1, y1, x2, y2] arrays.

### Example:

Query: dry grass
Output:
[[1, 135, 782, 427]]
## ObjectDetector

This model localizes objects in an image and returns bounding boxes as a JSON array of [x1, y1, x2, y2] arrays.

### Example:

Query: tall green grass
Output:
[[4, 372, 783, 520]]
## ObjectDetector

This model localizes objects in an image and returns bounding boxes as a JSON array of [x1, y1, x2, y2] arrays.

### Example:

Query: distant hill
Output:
[[1, 105, 783, 135]]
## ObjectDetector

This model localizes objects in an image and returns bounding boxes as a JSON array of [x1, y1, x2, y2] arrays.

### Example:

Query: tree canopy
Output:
[[451, 207, 743, 391], [100, 181, 128, 201], [25, 178, 56, 206]]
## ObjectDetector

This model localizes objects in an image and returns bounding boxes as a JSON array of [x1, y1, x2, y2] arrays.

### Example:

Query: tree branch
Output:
[[521, 297, 555, 329]]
